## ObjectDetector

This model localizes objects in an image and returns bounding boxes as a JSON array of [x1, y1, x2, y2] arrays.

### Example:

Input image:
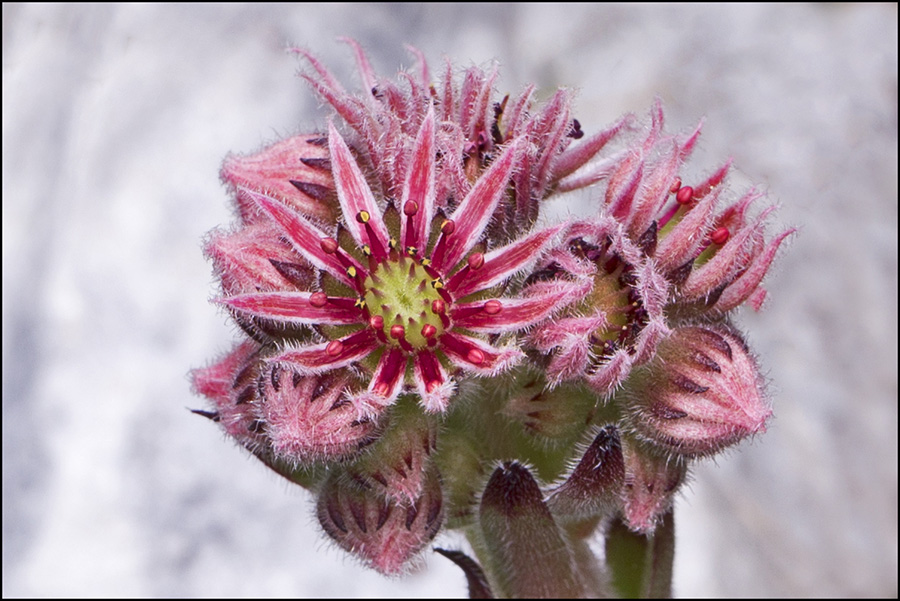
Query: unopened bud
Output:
[[317, 465, 443, 575], [625, 324, 771, 457]]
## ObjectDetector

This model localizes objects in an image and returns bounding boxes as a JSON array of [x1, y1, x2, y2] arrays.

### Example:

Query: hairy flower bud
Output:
[[259, 364, 378, 464], [545, 425, 625, 520], [619, 437, 687, 534], [625, 324, 771, 458], [317, 465, 443, 575], [479, 461, 584, 598]]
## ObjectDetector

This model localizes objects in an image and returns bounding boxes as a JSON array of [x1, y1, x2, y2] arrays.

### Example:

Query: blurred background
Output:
[[3, 3, 896, 597]]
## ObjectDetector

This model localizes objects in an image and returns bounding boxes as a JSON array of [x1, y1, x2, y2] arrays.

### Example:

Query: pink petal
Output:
[[655, 187, 722, 272], [680, 208, 774, 301], [585, 350, 633, 397], [434, 137, 524, 273], [551, 113, 632, 182], [400, 108, 436, 252], [352, 348, 407, 416], [451, 281, 581, 333], [532, 89, 573, 193], [448, 224, 564, 299], [439, 332, 523, 376], [273, 329, 378, 374], [338, 37, 377, 94], [250, 188, 359, 288], [219, 291, 361, 326], [715, 228, 796, 312], [328, 121, 390, 250], [413, 351, 455, 413]]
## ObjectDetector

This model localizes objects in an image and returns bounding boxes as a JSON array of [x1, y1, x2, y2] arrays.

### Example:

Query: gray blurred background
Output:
[[3, 3, 896, 597]]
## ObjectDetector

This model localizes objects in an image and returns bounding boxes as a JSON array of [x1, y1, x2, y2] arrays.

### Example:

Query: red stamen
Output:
[[676, 185, 694, 205], [711, 226, 730, 245], [421, 324, 437, 339], [467, 252, 484, 270], [483, 300, 502, 315], [669, 177, 682, 194], [390, 324, 405, 339], [321, 237, 339, 254], [403, 201, 418, 216], [466, 348, 485, 365], [431, 299, 446, 314], [369, 315, 384, 330], [326, 340, 344, 356], [309, 292, 327, 308]]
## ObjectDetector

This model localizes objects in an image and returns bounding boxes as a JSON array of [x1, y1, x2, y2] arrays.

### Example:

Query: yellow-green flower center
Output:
[[363, 257, 445, 349]]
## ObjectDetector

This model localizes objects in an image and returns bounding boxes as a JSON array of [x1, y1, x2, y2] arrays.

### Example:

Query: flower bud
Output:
[[619, 437, 687, 534], [317, 465, 443, 575], [344, 398, 439, 504], [259, 364, 378, 464], [545, 425, 625, 520], [479, 462, 584, 598], [626, 324, 771, 458]]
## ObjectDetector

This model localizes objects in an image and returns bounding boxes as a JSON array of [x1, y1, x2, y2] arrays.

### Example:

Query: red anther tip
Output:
[[390, 324, 405, 339], [711, 226, 730, 245], [669, 177, 682, 194], [325, 340, 344, 356], [466, 348, 485, 365], [467, 252, 485, 270], [421, 324, 437, 339], [431, 299, 446, 314], [403, 200, 419, 216], [676, 185, 694, 205], [369, 315, 385, 329], [309, 292, 328, 308], [440, 219, 456, 235], [483, 300, 502, 315], [321, 238, 339, 254], [356, 210, 370, 224]]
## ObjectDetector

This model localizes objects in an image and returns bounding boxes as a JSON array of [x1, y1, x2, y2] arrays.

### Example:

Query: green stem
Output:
[[605, 509, 675, 599]]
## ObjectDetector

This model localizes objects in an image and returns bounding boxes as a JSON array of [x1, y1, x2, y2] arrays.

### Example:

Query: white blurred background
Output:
[[3, 4, 896, 597]]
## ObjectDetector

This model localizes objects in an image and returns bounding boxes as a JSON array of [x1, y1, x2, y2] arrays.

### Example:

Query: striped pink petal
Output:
[[273, 329, 378, 374], [219, 291, 360, 326]]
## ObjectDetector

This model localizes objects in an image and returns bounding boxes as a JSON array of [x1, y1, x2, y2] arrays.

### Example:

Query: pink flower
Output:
[[220, 111, 574, 416]]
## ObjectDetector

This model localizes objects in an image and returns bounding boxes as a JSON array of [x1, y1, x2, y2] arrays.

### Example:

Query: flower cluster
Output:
[[192, 40, 793, 594]]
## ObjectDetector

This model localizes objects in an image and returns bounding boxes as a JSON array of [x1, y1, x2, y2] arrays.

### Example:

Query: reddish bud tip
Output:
[[431, 299, 446, 314], [370, 315, 385, 330], [309, 292, 328, 307], [467, 252, 485, 270], [675, 185, 694, 205], [321, 237, 339, 254], [466, 348, 485, 365], [711, 226, 730, 245], [403, 200, 419, 216], [421, 324, 437, 339], [390, 324, 406, 339], [326, 340, 344, 356], [356, 210, 371, 224], [483, 300, 502, 315], [440, 219, 456, 235], [669, 177, 682, 194]]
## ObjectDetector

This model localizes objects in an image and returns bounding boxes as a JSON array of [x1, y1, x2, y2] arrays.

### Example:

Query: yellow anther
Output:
[[431, 278, 444, 289], [389, 237, 398, 250], [354, 296, 366, 309], [406, 246, 417, 257], [356, 210, 370, 224], [362, 244, 372, 257], [420, 258, 432, 266], [346, 266, 357, 278]]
